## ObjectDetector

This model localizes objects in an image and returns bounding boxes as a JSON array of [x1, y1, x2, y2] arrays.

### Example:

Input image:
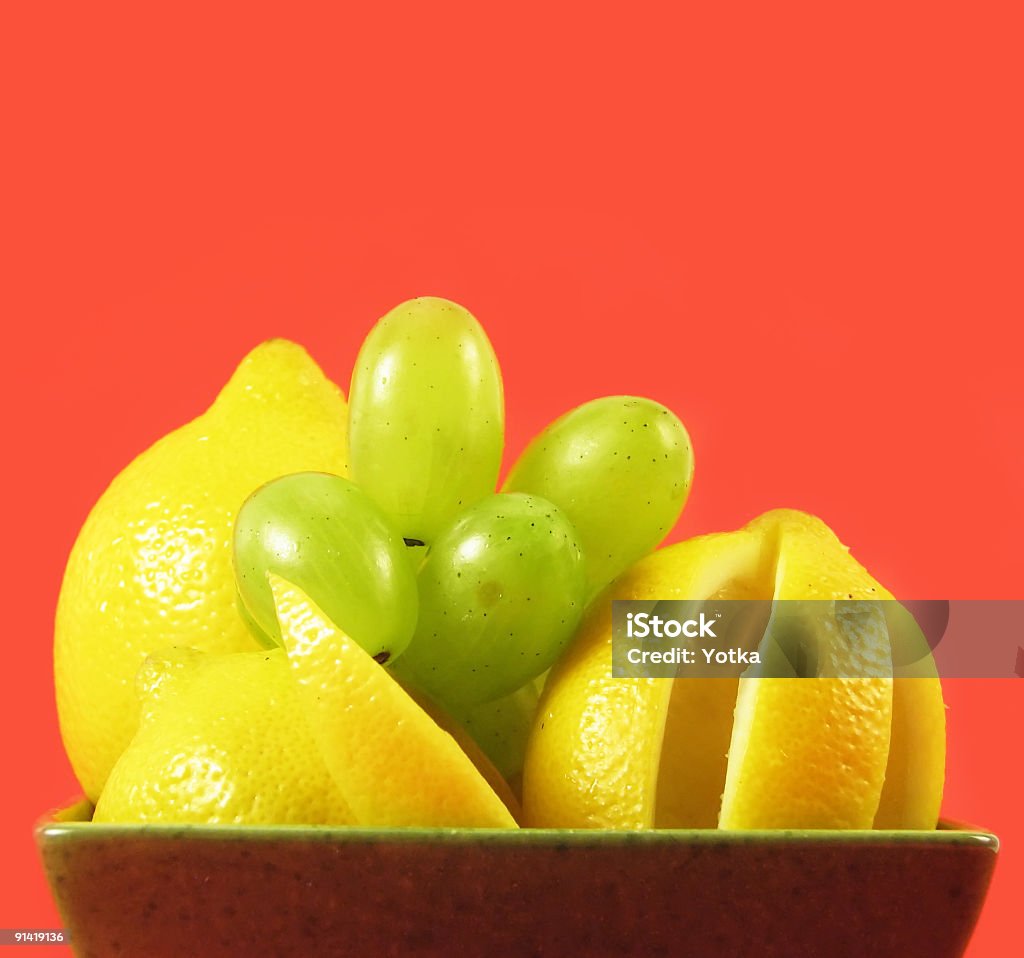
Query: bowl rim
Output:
[[35, 798, 1000, 850]]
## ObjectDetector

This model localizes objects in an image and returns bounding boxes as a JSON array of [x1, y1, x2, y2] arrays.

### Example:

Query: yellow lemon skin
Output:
[[523, 509, 945, 831], [56, 340, 348, 802], [270, 575, 518, 829], [94, 648, 355, 825]]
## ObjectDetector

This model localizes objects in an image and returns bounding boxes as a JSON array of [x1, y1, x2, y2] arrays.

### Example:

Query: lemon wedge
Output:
[[269, 574, 517, 828]]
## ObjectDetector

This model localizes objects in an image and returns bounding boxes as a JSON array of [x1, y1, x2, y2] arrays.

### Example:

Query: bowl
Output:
[[36, 799, 997, 958]]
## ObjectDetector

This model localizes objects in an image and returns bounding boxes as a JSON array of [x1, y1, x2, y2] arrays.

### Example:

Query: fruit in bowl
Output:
[[39, 297, 996, 957]]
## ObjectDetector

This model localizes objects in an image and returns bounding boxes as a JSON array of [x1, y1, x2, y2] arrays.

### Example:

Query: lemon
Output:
[[56, 340, 349, 802], [522, 509, 945, 830], [93, 648, 355, 824], [270, 574, 518, 828]]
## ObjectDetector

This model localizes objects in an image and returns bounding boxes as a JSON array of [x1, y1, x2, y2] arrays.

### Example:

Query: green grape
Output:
[[503, 396, 693, 596], [457, 680, 541, 786], [348, 297, 504, 545], [233, 472, 418, 661], [393, 493, 586, 707]]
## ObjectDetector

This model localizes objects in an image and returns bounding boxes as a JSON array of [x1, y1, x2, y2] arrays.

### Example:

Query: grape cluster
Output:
[[233, 297, 694, 712]]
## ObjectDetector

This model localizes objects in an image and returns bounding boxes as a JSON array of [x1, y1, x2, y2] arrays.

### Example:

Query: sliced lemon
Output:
[[522, 509, 945, 831]]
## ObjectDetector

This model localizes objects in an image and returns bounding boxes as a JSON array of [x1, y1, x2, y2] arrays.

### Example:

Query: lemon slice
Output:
[[522, 526, 773, 828], [719, 512, 894, 829], [269, 574, 517, 828]]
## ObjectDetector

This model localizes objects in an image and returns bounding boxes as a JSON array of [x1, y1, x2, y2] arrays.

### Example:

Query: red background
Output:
[[2, 3, 1021, 955]]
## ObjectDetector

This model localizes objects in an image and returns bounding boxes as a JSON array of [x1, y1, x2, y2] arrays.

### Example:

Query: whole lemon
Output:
[[55, 340, 348, 801], [93, 648, 354, 825]]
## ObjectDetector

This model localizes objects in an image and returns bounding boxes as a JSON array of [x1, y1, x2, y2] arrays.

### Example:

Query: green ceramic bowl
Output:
[[36, 800, 997, 958]]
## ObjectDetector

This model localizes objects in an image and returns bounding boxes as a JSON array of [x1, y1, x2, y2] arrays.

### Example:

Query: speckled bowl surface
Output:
[[37, 800, 997, 958]]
